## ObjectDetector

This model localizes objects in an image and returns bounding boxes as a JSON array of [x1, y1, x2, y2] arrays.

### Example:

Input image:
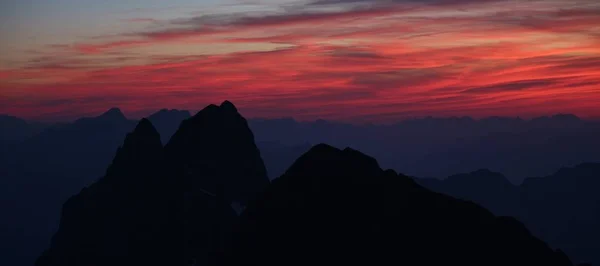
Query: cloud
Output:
[[461, 78, 562, 94], [3, 0, 600, 121], [123, 18, 159, 23]]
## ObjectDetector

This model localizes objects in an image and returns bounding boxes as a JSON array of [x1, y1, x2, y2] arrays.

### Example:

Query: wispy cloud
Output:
[[123, 18, 160, 23], [1, 0, 599, 121]]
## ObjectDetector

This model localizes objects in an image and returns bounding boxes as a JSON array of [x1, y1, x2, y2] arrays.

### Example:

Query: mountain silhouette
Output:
[[11, 107, 136, 177], [165, 101, 269, 205], [222, 144, 574, 266], [36, 101, 268, 266], [248, 115, 600, 182], [35, 119, 172, 266], [97, 107, 127, 121], [1, 109, 137, 266], [416, 169, 521, 217], [416, 164, 600, 265], [2, 109, 599, 266], [0, 114, 47, 147]]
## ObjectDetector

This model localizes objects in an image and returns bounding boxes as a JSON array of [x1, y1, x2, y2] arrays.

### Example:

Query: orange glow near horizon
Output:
[[1, 0, 599, 122]]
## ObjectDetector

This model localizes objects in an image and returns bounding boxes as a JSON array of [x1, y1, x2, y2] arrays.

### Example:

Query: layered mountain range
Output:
[[1, 102, 598, 265], [24, 101, 593, 266], [36, 101, 269, 266], [416, 165, 600, 265]]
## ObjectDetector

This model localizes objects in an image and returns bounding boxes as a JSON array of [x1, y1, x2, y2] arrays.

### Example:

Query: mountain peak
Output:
[[165, 102, 269, 204], [220, 100, 238, 113], [133, 118, 160, 137], [286, 144, 381, 179], [150, 109, 191, 118], [99, 107, 126, 120], [226, 143, 573, 266], [107, 119, 163, 174]]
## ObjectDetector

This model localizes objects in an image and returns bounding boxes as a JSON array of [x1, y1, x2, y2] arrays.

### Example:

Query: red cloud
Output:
[[3, 0, 600, 121]]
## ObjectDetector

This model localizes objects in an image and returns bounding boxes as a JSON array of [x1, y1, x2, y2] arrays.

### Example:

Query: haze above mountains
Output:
[[1, 103, 599, 266]]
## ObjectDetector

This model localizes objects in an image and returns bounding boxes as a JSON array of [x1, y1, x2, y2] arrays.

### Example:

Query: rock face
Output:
[[165, 101, 270, 205], [36, 101, 270, 266], [222, 144, 574, 266]]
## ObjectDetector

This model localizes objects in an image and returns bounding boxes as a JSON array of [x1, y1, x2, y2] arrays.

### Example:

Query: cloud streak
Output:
[[1, 0, 599, 121]]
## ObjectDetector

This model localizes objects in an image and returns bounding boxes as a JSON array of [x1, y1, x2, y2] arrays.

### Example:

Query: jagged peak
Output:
[[220, 100, 238, 113], [189, 101, 243, 121], [195, 104, 219, 115], [99, 107, 126, 120], [151, 108, 191, 116], [117, 118, 162, 154], [309, 143, 340, 154], [133, 118, 159, 136], [287, 143, 382, 177], [106, 119, 162, 175]]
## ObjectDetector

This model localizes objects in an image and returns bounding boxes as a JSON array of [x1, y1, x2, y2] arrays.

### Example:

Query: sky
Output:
[[1, 0, 599, 122]]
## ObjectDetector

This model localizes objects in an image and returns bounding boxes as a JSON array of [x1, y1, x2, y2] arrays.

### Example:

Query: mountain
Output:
[[0, 114, 48, 162], [521, 163, 600, 266], [148, 108, 191, 144], [3, 109, 599, 266], [415, 164, 600, 265], [416, 169, 521, 217], [36, 101, 268, 266], [9, 108, 136, 176], [165, 101, 269, 205], [35, 119, 173, 266], [0, 108, 137, 266], [0, 114, 48, 146], [248, 115, 600, 183], [222, 144, 574, 266], [2, 106, 270, 266]]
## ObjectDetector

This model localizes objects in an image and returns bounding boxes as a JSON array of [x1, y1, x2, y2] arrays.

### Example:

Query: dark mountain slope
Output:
[[35, 101, 269, 266], [521, 163, 600, 266], [1, 109, 137, 266], [165, 101, 269, 205], [35, 119, 174, 266], [416, 169, 521, 217], [416, 164, 600, 265], [223, 144, 573, 266]]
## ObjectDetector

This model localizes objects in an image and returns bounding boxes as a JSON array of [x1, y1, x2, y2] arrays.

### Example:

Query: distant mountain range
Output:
[[416, 165, 600, 265], [26, 102, 585, 266], [4, 111, 599, 182], [1, 106, 598, 266]]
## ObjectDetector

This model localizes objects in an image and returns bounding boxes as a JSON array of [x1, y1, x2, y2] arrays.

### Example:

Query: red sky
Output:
[[1, 0, 599, 122]]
